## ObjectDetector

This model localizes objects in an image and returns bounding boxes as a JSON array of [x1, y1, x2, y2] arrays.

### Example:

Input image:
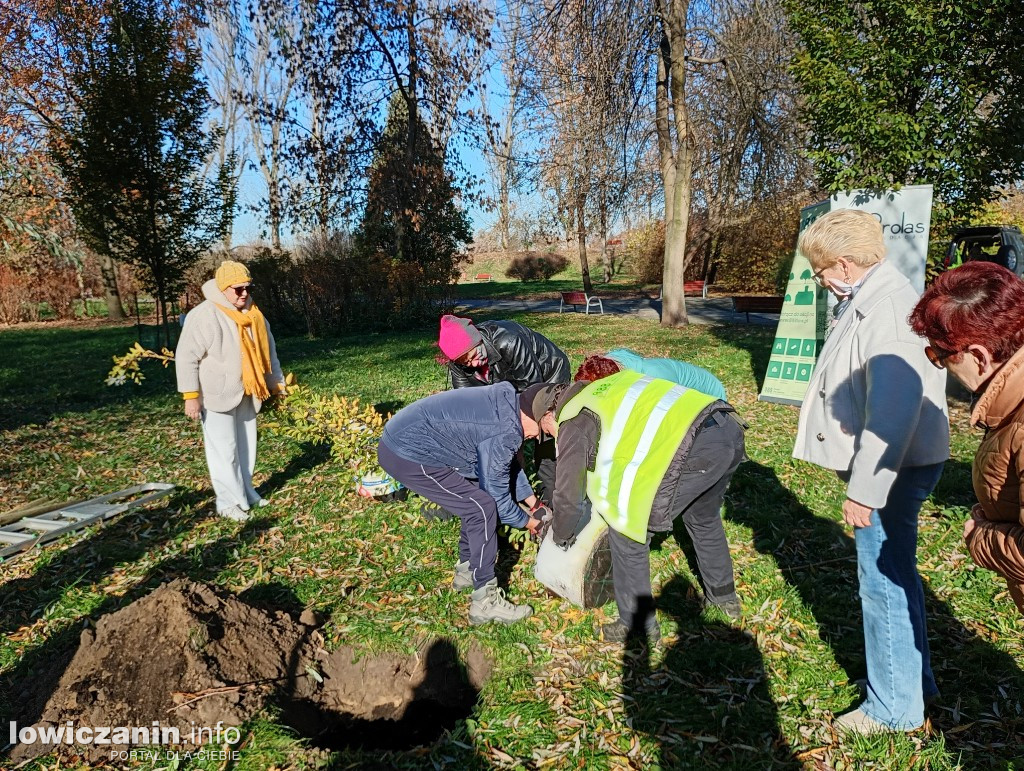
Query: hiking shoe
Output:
[[420, 501, 455, 521], [703, 593, 743, 621], [468, 580, 533, 625], [598, 619, 662, 644], [833, 708, 898, 735], [219, 505, 250, 522], [452, 560, 473, 591]]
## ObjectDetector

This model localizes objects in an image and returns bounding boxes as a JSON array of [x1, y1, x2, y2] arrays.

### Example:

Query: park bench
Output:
[[684, 280, 708, 298], [656, 280, 708, 300], [559, 290, 604, 315], [474, 273, 492, 281], [732, 295, 784, 322]]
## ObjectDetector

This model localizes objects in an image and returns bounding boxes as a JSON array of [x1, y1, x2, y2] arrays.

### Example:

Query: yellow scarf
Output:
[[216, 303, 272, 400]]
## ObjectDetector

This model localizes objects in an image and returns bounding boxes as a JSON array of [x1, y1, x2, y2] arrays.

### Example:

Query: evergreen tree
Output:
[[50, 0, 232, 343], [355, 93, 471, 317]]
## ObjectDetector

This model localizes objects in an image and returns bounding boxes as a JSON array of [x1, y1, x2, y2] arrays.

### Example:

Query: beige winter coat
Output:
[[966, 344, 1024, 614], [175, 279, 284, 413], [793, 260, 950, 509]]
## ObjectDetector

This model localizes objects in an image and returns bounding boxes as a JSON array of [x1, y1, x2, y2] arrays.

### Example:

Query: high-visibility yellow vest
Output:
[[558, 370, 715, 542]]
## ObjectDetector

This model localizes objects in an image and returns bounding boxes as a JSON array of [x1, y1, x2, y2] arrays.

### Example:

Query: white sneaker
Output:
[[254, 498, 270, 508], [219, 505, 250, 522], [834, 708, 899, 735]]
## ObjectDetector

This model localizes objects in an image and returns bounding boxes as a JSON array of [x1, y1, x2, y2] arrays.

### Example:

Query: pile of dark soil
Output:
[[7, 579, 490, 763]]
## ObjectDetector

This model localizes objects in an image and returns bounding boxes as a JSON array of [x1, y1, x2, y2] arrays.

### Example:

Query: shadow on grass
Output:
[[928, 458, 975, 510], [726, 460, 1024, 766], [705, 325, 776, 392], [0, 323, 180, 431], [259, 441, 333, 498], [622, 575, 799, 768], [494, 528, 527, 593]]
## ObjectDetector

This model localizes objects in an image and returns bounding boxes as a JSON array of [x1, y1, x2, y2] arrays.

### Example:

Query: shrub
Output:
[[625, 222, 665, 284], [32, 264, 79, 320], [243, 232, 457, 335], [505, 251, 569, 281], [714, 197, 807, 293], [105, 353, 385, 484], [260, 378, 386, 482], [0, 265, 30, 323]]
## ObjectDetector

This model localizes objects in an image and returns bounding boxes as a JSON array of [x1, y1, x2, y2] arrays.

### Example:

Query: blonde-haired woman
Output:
[[793, 209, 949, 734], [176, 261, 285, 521]]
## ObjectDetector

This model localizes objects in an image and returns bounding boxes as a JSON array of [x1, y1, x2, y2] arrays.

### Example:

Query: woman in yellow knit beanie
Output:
[[174, 260, 286, 521]]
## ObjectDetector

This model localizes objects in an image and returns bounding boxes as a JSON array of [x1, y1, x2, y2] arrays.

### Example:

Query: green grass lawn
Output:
[[455, 251, 655, 301], [1, 313, 1022, 770]]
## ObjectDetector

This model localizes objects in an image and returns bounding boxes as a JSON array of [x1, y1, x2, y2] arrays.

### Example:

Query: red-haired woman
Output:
[[574, 348, 728, 402], [910, 262, 1024, 615]]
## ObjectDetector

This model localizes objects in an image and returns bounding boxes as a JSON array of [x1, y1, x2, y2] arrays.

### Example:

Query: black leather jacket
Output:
[[448, 320, 570, 392]]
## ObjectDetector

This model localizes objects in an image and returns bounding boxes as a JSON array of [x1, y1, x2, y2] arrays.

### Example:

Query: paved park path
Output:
[[455, 294, 781, 327]]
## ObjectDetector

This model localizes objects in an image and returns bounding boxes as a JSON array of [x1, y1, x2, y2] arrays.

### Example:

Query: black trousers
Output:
[[533, 437, 558, 504], [378, 441, 498, 589], [608, 412, 746, 627]]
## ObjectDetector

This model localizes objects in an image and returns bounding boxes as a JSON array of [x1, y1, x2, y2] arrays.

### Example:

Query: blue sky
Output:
[[225, 23, 506, 248]]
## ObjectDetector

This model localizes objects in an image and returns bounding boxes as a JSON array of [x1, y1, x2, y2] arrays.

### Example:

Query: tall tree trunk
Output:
[[599, 192, 611, 282], [399, 0, 419, 265], [497, 158, 511, 250], [496, 89, 515, 251], [266, 174, 283, 250], [656, 1, 692, 328], [98, 251, 126, 320], [576, 197, 593, 294]]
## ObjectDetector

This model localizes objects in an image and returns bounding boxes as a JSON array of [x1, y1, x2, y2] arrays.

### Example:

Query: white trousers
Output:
[[201, 396, 259, 512]]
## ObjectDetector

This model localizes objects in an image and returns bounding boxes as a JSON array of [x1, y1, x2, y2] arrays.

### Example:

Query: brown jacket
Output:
[[966, 344, 1024, 614]]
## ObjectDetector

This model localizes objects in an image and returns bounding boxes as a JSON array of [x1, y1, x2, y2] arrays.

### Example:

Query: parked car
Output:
[[944, 225, 1024, 276]]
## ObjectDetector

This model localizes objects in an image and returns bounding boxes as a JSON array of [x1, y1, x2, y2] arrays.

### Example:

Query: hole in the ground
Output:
[[5, 580, 492, 764], [276, 638, 489, 751]]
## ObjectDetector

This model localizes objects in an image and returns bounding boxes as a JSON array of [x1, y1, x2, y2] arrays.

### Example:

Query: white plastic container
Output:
[[534, 507, 614, 608]]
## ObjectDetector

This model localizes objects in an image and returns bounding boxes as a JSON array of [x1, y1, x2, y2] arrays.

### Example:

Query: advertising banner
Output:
[[831, 185, 933, 293], [757, 185, 933, 405], [758, 200, 831, 405]]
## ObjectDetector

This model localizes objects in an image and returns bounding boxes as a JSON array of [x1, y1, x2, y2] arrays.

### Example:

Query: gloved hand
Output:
[[528, 504, 553, 543]]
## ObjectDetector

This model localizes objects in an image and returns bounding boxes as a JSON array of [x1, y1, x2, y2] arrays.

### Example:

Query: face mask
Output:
[[827, 277, 854, 298]]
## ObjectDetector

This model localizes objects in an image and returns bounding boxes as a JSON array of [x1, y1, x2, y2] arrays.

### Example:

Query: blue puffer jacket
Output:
[[606, 348, 727, 401], [379, 382, 531, 527]]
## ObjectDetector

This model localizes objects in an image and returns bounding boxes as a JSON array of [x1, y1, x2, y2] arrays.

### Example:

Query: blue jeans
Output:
[[854, 462, 944, 730]]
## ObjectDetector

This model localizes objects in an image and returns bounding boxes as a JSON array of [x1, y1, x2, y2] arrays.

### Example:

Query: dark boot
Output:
[[598, 618, 662, 644], [702, 592, 742, 621]]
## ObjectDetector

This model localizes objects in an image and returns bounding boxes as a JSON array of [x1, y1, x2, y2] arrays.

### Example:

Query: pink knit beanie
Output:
[[438, 315, 483, 360]]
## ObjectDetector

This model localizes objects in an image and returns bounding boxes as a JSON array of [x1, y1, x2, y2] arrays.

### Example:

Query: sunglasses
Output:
[[925, 344, 958, 369], [231, 284, 254, 296]]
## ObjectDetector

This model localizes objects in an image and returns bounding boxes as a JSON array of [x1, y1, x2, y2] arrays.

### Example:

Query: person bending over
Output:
[[377, 382, 547, 625], [527, 366, 746, 644]]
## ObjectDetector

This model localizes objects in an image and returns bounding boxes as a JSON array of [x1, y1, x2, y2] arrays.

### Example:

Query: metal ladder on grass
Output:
[[0, 483, 175, 559]]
